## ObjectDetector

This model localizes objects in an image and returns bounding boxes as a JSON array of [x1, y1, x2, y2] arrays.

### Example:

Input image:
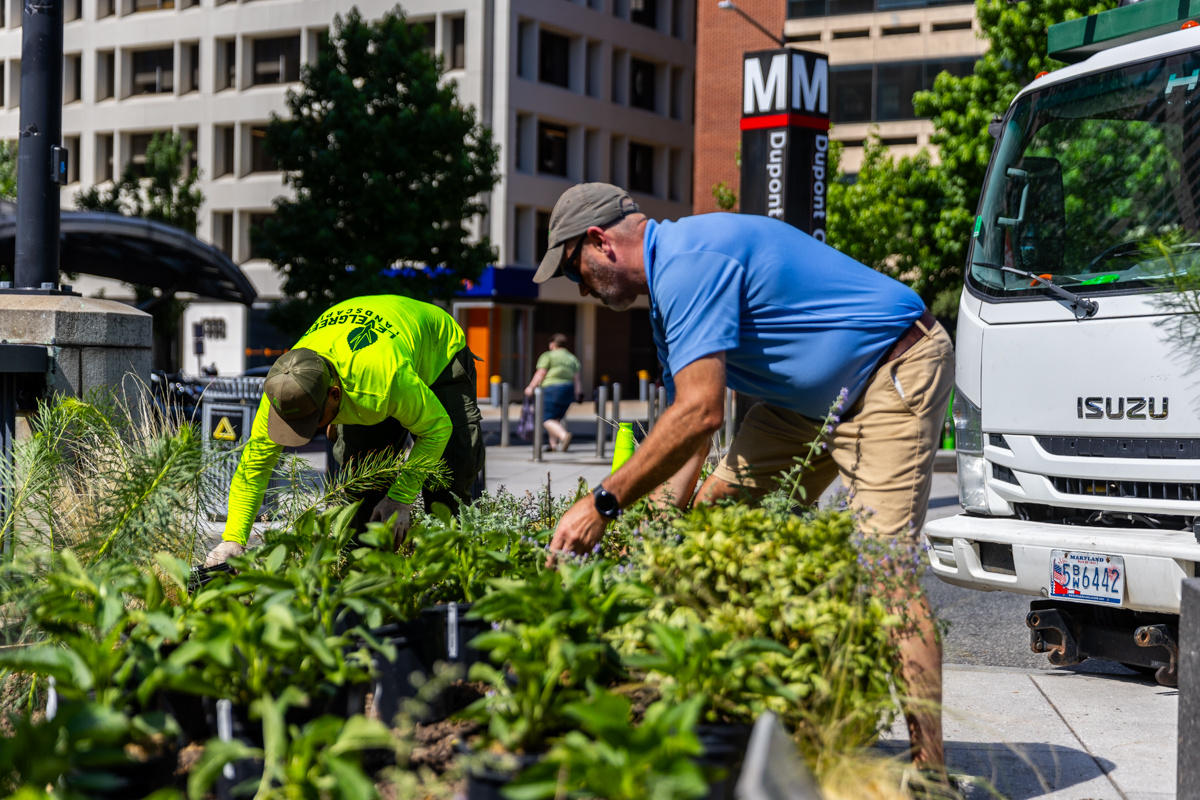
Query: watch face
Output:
[[593, 487, 619, 516]]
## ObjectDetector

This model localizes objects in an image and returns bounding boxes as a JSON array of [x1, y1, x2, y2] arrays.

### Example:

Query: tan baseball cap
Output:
[[263, 348, 333, 446], [534, 183, 640, 283]]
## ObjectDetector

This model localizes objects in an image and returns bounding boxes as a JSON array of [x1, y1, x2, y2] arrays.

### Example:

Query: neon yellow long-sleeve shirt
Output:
[[222, 295, 467, 545]]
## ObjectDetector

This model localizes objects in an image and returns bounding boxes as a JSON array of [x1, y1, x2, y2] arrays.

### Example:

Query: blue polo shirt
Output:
[[646, 213, 925, 419]]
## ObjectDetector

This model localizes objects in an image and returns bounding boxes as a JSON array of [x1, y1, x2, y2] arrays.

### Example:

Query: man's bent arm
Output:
[[602, 354, 726, 507], [385, 372, 453, 503], [223, 396, 283, 545]]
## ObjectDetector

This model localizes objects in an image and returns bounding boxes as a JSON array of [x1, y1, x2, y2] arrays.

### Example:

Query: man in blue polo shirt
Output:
[[534, 183, 954, 773]]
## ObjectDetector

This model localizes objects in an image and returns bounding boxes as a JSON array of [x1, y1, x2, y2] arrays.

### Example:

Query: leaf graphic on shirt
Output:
[[347, 324, 379, 352]]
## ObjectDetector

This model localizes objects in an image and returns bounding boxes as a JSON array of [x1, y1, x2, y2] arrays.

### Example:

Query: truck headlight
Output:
[[953, 388, 989, 514]]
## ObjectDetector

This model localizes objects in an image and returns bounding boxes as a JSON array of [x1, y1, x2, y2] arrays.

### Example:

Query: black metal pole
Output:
[[14, 0, 63, 291]]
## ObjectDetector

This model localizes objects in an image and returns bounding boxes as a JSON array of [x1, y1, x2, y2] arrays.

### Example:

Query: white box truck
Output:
[[926, 0, 1200, 685]]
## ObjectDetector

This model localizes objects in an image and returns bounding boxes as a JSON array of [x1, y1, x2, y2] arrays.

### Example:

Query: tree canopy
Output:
[[829, 0, 1116, 319], [259, 6, 500, 337], [75, 132, 202, 234]]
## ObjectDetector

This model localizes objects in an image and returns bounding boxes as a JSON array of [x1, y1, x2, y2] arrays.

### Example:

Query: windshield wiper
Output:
[[973, 262, 1099, 320]]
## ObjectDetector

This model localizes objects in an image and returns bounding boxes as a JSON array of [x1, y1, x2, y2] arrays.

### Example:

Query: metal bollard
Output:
[[595, 385, 608, 458], [533, 387, 544, 462], [724, 388, 735, 448], [647, 384, 657, 432], [612, 382, 621, 425], [499, 382, 510, 447], [639, 372, 649, 402]]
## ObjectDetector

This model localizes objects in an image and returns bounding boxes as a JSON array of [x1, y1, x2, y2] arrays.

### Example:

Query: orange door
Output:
[[465, 308, 492, 399]]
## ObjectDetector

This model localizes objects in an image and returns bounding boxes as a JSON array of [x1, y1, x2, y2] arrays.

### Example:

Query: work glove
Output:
[[370, 497, 413, 551], [204, 540, 245, 567]]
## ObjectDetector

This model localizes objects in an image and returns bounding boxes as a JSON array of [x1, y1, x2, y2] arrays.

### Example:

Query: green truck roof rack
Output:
[[1048, 0, 1200, 64]]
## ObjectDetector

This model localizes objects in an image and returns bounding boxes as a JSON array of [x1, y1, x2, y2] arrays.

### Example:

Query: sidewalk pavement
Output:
[[482, 443, 1178, 800]]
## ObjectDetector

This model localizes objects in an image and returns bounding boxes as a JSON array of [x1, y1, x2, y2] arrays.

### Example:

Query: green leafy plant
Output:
[[464, 560, 650, 754], [0, 551, 189, 797], [151, 506, 381, 713], [188, 711, 394, 800], [632, 501, 902, 758], [623, 622, 795, 724], [507, 687, 708, 800]]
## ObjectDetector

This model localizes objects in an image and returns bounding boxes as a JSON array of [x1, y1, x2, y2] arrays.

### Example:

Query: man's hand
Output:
[[204, 540, 245, 567], [547, 495, 609, 564], [370, 497, 413, 551]]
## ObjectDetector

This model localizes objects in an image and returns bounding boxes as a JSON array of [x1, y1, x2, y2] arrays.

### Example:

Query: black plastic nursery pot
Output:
[[419, 601, 490, 674], [368, 618, 444, 724], [696, 723, 753, 800], [67, 750, 179, 800]]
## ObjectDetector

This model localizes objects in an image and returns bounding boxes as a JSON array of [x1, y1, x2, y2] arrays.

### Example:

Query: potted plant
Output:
[[459, 559, 650, 796]]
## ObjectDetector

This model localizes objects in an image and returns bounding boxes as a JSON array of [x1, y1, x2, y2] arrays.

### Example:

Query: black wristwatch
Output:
[[592, 485, 622, 520]]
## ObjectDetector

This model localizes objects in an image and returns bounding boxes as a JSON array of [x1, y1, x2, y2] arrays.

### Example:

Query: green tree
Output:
[[0, 140, 17, 200], [75, 132, 203, 371], [259, 6, 500, 337], [829, 0, 1116, 319]]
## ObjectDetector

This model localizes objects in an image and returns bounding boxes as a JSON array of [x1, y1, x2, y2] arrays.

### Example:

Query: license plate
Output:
[[1050, 550, 1124, 606]]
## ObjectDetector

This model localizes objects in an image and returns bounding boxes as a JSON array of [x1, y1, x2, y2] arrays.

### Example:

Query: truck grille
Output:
[[1050, 475, 1200, 502], [1037, 436, 1200, 459]]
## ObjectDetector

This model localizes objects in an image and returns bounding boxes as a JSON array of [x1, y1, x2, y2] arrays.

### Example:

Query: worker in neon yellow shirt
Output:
[[204, 295, 485, 566]]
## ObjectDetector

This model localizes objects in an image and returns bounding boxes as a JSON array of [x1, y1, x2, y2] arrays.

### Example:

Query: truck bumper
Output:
[[923, 514, 1200, 614]]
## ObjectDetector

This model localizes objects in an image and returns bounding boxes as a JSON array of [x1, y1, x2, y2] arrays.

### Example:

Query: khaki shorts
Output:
[[712, 322, 954, 539]]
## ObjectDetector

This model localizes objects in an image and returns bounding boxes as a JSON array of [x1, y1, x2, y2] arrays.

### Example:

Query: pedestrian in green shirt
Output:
[[204, 295, 485, 566], [524, 333, 582, 452]]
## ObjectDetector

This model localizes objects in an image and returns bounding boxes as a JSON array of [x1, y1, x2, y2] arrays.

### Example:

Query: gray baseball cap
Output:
[[534, 183, 640, 283]]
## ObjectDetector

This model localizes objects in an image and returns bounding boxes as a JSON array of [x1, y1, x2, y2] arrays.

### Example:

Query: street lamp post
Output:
[[717, 0, 785, 47], [13, 0, 67, 293]]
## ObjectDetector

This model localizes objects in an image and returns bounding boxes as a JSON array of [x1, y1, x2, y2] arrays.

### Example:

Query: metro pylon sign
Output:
[[739, 49, 831, 239]]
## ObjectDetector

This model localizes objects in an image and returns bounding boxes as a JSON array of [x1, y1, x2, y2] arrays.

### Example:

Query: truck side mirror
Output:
[[1011, 156, 1066, 273]]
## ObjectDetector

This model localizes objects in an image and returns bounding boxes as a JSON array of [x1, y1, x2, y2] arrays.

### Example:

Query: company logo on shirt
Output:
[[347, 323, 380, 352]]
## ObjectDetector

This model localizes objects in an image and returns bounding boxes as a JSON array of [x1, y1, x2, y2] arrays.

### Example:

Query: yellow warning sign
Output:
[[213, 416, 238, 442]]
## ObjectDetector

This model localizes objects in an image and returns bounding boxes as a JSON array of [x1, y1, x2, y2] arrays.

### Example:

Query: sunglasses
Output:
[[562, 236, 586, 284]]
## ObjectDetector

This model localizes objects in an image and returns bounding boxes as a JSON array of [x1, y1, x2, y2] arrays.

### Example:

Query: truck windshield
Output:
[[970, 50, 1200, 298]]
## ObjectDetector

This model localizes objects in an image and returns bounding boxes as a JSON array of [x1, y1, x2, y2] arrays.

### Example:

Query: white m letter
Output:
[[744, 54, 787, 114], [791, 53, 828, 114]]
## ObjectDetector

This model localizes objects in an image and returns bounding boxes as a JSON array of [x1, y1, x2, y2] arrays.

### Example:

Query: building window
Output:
[[64, 53, 81, 103], [831, 57, 974, 124], [64, 0, 80, 22], [218, 39, 236, 90], [132, 0, 175, 11], [212, 211, 233, 257], [183, 42, 200, 93], [131, 48, 173, 95], [249, 126, 275, 173], [539, 30, 570, 88], [63, 135, 79, 184], [670, 67, 684, 120], [788, 0, 963, 17], [128, 132, 167, 177], [630, 59, 656, 112], [97, 133, 114, 182], [0, 64, 6, 107], [535, 211, 551, 264], [97, 0, 114, 16], [537, 122, 568, 177], [180, 127, 198, 175], [631, 0, 657, 28], [215, 124, 234, 176], [831, 65, 872, 123], [252, 36, 300, 85], [448, 16, 465, 70], [97, 51, 115, 100], [247, 212, 273, 260], [628, 142, 654, 194]]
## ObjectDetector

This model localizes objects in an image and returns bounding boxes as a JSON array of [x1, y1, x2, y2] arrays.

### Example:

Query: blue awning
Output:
[[456, 265, 538, 299]]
